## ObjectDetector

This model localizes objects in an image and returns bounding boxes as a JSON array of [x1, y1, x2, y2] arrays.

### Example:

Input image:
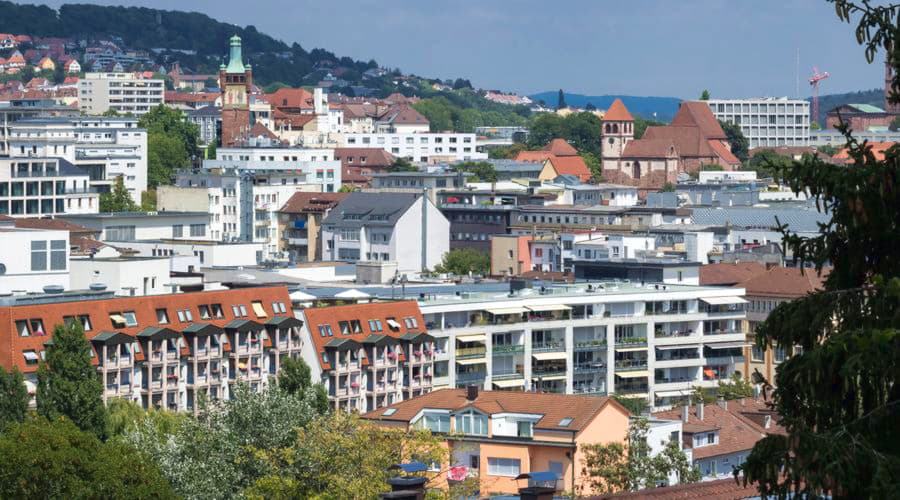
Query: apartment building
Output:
[[340, 132, 487, 163], [321, 192, 450, 273], [0, 158, 99, 217], [206, 145, 341, 193], [0, 225, 70, 294], [187, 105, 221, 147], [0, 286, 303, 411], [69, 256, 172, 296], [277, 192, 348, 262], [299, 301, 436, 413], [415, 280, 747, 410], [78, 73, 165, 116], [7, 116, 148, 203], [706, 98, 811, 148], [362, 387, 630, 495], [0, 97, 80, 156], [59, 211, 211, 243]]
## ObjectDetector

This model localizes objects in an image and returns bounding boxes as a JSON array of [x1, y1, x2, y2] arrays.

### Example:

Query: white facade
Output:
[[122, 240, 264, 267], [206, 146, 341, 193], [417, 281, 747, 410], [78, 73, 165, 116], [8, 117, 148, 203], [70, 256, 171, 296], [706, 98, 810, 148], [58, 212, 211, 243], [0, 227, 70, 294], [0, 157, 99, 217], [341, 132, 487, 163]]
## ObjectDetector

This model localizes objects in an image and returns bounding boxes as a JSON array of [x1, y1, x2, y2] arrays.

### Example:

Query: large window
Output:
[[50, 240, 66, 270], [419, 413, 450, 433], [190, 224, 206, 237], [456, 410, 488, 435], [106, 225, 136, 241], [31, 240, 47, 271], [488, 457, 520, 477], [340, 228, 360, 241]]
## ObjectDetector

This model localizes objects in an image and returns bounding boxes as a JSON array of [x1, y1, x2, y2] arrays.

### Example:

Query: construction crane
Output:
[[809, 67, 831, 126]]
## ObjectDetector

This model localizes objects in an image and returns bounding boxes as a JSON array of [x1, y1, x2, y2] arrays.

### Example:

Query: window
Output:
[[549, 461, 564, 478], [251, 301, 267, 318], [156, 308, 169, 324], [751, 346, 765, 362], [211, 304, 224, 319], [774, 347, 786, 362], [339, 321, 351, 335], [199, 305, 211, 320], [457, 410, 488, 435], [122, 311, 138, 327], [369, 319, 383, 332], [106, 225, 135, 241], [558, 417, 573, 427], [517, 420, 533, 438], [31, 240, 47, 271], [488, 458, 521, 477], [183, 309, 193, 322], [189, 224, 206, 237], [232, 305, 241, 317], [172, 224, 184, 237], [16, 320, 30, 337], [318, 324, 333, 337], [707, 432, 717, 444], [177, 310, 186, 322], [23, 350, 39, 365], [404, 317, 418, 329], [78, 315, 92, 331], [50, 240, 66, 270], [272, 302, 287, 314], [239, 305, 247, 317], [109, 313, 127, 328], [350, 320, 362, 333], [419, 413, 450, 433]]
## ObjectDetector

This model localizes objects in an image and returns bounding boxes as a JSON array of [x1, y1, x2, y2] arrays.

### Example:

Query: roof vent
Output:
[[42, 285, 64, 294], [89, 283, 107, 291], [466, 385, 479, 401]]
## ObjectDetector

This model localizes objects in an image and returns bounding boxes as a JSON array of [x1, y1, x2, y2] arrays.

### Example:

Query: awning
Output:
[[251, 302, 268, 318], [703, 368, 717, 378], [493, 378, 524, 388], [526, 304, 571, 313], [532, 351, 567, 361], [655, 390, 692, 398], [456, 334, 486, 343], [705, 341, 749, 349], [615, 346, 648, 353], [335, 289, 371, 299], [109, 314, 127, 324], [486, 307, 528, 315], [289, 290, 317, 302], [700, 296, 748, 305], [386, 319, 402, 329], [655, 344, 699, 351], [615, 370, 649, 378], [22, 351, 38, 361], [456, 358, 486, 365], [534, 374, 566, 381]]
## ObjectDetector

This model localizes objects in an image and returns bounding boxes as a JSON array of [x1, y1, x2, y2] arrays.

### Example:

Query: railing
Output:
[[655, 376, 696, 384], [532, 340, 564, 352], [654, 329, 695, 338], [615, 359, 648, 370], [573, 386, 607, 395], [574, 339, 607, 350], [492, 344, 524, 354], [492, 369, 525, 380], [656, 353, 700, 362], [574, 362, 606, 374], [615, 384, 649, 394], [704, 329, 743, 336], [532, 368, 567, 378], [705, 307, 745, 316], [457, 346, 487, 359], [456, 371, 487, 383], [614, 337, 648, 346]]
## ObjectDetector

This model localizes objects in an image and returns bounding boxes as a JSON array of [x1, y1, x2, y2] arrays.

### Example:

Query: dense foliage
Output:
[[737, 3, 900, 496], [0, 366, 28, 429], [527, 112, 602, 156], [99, 176, 139, 213], [434, 248, 491, 276], [412, 94, 529, 133], [718, 119, 749, 162], [138, 105, 199, 189], [451, 161, 498, 182]]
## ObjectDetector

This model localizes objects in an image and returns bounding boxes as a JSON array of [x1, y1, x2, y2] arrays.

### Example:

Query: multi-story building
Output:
[[207, 145, 341, 193], [0, 157, 99, 217], [0, 286, 303, 412], [0, 224, 70, 294], [78, 73, 165, 116], [362, 387, 631, 495], [0, 97, 80, 156], [341, 132, 487, 163], [299, 301, 436, 412], [58, 211, 211, 242], [414, 279, 747, 410], [706, 98, 811, 148], [187, 105, 221, 147], [277, 192, 348, 262], [69, 256, 172, 296], [7, 116, 148, 202], [321, 192, 450, 274]]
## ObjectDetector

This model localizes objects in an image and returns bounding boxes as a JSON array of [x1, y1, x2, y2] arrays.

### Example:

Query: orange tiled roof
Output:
[[603, 98, 634, 121], [278, 192, 349, 214], [653, 401, 768, 460], [589, 477, 760, 499], [543, 138, 579, 156], [833, 141, 897, 162], [514, 150, 555, 163], [738, 266, 828, 299], [547, 155, 592, 181], [699, 262, 767, 287]]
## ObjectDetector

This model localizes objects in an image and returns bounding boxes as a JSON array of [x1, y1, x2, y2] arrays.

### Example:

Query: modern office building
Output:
[[78, 73, 165, 116], [705, 98, 811, 148], [340, 132, 487, 163], [0, 157, 99, 217], [205, 145, 341, 193]]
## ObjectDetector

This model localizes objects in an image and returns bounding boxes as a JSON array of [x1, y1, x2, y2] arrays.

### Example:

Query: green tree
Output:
[[205, 140, 217, 160], [557, 89, 567, 109], [338, 184, 358, 192], [36, 322, 106, 437], [581, 151, 603, 181], [0, 417, 176, 499], [633, 116, 664, 140], [700, 89, 710, 101], [613, 394, 647, 415], [527, 112, 566, 148], [100, 176, 139, 212], [889, 115, 900, 132], [101, 108, 122, 117], [737, 3, 900, 497], [487, 143, 527, 159], [562, 112, 603, 156], [277, 357, 312, 395], [742, 148, 792, 179], [816, 144, 838, 156], [661, 182, 676, 192], [451, 160, 497, 182], [140, 189, 157, 211], [139, 105, 199, 188], [0, 366, 28, 428], [387, 157, 419, 172], [580, 417, 699, 495], [434, 248, 490, 276], [716, 373, 754, 400], [52, 63, 65, 84], [718, 119, 749, 162]]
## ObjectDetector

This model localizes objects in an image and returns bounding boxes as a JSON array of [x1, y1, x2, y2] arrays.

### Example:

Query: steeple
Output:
[[225, 35, 245, 74]]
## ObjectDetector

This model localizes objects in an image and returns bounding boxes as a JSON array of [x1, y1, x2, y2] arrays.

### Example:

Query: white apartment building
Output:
[[158, 169, 321, 260], [70, 256, 171, 296], [78, 73, 165, 116], [341, 132, 487, 163], [416, 280, 747, 410], [206, 145, 341, 193], [0, 97, 81, 156], [58, 211, 211, 243], [705, 98, 810, 148], [0, 158, 99, 217], [8, 117, 148, 203], [0, 225, 70, 294]]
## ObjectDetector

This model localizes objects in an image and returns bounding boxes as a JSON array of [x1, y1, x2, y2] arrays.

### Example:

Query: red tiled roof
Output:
[[833, 141, 897, 162], [301, 301, 427, 370], [603, 98, 634, 121], [547, 155, 592, 181], [738, 266, 827, 299], [706, 139, 740, 164], [653, 402, 767, 460], [272, 108, 317, 128], [589, 477, 760, 499], [333, 148, 397, 168], [249, 122, 279, 141], [622, 138, 678, 159], [672, 101, 727, 140], [699, 262, 767, 286], [380, 105, 428, 126], [264, 87, 314, 110], [278, 192, 349, 214], [514, 150, 555, 163], [543, 138, 579, 156], [11, 218, 98, 235], [362, 388, 629, 433]]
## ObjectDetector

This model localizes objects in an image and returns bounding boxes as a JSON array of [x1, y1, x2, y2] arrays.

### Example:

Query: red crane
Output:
[[809, 67, 830, 126]]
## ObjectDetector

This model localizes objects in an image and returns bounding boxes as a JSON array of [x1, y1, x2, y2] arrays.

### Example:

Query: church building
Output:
[[220, 35, 253, 147]]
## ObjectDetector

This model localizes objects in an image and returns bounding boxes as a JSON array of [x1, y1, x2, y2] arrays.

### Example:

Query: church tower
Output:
[[601, 98, 634, 161], [220, 35, 253, 147]]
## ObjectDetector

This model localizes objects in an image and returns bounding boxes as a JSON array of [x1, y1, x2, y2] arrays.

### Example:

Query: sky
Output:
[[21, 0, 888, 99]]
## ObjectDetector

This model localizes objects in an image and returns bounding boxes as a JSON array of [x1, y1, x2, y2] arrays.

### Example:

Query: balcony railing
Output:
[[615, 384, 649, 394], [492, 344, 524, 354], [532, 340, 564, 352], [704, 328, 743, 336], [457, 346, 487, 359], [492, 369, 525, 380], [656, 353, 700, 362], [615, 359, 648, 371], [532, 368, 567, 378], [655, 376, 696, 384], [456, 371, 487, 383], [573, 386, 607, 395], [654, 329, 695, 339], [574, 339, 607, 350], [614, 337, 648, 347], [574, 362, 606, 374]]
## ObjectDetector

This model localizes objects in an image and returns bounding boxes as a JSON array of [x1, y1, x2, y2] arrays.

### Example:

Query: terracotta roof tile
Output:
[[278, 192, 349, 214], [543, 138, 579, 156], [514, 150, 555, 163], [833, 141, 897, 162], [547, 155, 592, 181], [333, 148, 396, 168], [622, 138, 678, 159], [603, 98, 634, 122], [589, 477, 759, 499], [738, 266, 828, 299], [672, 101, 727, 140], [653, 402, 766, 460], [249, 122, 279, 141], [264, 87, 314, 109], [699, 262, 767, 286]]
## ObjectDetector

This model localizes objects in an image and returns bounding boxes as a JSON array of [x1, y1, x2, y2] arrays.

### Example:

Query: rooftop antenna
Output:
[[795, 48, 800, 99]]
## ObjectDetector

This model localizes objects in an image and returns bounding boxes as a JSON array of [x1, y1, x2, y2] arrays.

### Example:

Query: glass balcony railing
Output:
[[615, 359, 648, 371]]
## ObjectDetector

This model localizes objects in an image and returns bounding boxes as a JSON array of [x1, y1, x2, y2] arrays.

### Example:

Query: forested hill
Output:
[[0, 1, 378, 87]]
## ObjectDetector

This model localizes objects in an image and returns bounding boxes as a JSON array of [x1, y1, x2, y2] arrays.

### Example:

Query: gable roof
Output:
[[278, 192, 349, 214], [248, 122, 279, 141], [362, 388, 628, 433], [653, 402, 767, 460], [603, 98, 634, 121], [543, 138, 579, 156], [699, 262, 767, 286], [738, 266, 827, 299], [622, 138, 678, 159], [379, 105, 428, 126], [264, 87, 314, 109], [322, 192, 421, 227], [333, 147, 396, 168], [546, 155, 591, 181], [514, 150, 555, 163], [671, 101, 727, 139]]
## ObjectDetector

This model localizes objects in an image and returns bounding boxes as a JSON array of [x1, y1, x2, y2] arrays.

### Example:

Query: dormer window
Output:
[[456, 409, 488, 436]]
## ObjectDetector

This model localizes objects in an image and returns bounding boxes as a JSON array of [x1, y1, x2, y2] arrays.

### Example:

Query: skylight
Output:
[[382, 408, 397, 416], [558, 417, 573, 427]]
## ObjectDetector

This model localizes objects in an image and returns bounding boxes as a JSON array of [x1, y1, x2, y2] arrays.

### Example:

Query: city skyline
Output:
[[21, 0, 886, 100]]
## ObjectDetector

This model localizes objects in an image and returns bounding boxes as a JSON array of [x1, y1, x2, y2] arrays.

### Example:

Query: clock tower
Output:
[[220, 35, 252, 147]]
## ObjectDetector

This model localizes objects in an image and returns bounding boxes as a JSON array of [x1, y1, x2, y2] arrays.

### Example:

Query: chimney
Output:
[[466, 384, 479, 401], [718, 397, 728, 410], [765, 262, 777, 270], [681, 404, 689, 423], [696, 401, 704, 421]]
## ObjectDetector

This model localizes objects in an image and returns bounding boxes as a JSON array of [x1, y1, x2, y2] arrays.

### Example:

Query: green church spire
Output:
[[225, 35, 245, 74]]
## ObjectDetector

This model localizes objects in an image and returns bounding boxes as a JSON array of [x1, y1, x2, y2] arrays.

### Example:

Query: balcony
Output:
[[574, 339, 607, 351], [615, 383, 649, 394], [456, 371, 487, 384], [573, 385, 607, 396], [457, 346, 487, 359], [492, 369, 525, 381], [614, 337, 648, 347], [532, 367, 567, 378], [492, 344, 525, 354], [288, 237, 308, 246], [532, 340, 564, 353], [615, 359, 648, 371], [574, 362, 606, 374]]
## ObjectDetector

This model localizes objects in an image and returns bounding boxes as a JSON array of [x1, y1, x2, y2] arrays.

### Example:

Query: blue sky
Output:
[[24, 0, 886, 99]]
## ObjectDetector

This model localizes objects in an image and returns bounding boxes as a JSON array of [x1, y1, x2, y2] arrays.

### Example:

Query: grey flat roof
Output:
[[59, 211, 208, 218]]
